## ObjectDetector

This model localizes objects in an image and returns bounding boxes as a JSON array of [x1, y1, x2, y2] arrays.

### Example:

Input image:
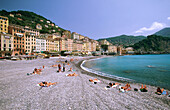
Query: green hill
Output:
[[154, 28, 170, 37], [98, 35, 146, 46], [0, 10, 66, 34], [132, 35, 170, 53]]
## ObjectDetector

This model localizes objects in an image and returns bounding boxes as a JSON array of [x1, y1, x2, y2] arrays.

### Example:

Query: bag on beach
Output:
[[134, 88, 138, 91]]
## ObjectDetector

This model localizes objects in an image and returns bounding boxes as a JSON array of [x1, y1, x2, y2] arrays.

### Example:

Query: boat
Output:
[[11, 57, 20, 61]]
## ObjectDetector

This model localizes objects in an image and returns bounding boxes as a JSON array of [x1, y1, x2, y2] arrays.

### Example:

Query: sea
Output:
[[81, 54, 170, 90]]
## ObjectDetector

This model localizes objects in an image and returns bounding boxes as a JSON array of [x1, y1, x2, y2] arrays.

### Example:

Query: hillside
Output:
[[132, 35, 170, 53], [0, 10, 66, 34], [98, 35, 146, 46], [154, 28, 170, 37]]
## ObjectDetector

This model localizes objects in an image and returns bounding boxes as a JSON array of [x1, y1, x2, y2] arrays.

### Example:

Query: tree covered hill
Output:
[[154, 28, 170, 38], [98, 35, 146, 46], [132, 35, 170, 53], [0, 10, 66, 34]]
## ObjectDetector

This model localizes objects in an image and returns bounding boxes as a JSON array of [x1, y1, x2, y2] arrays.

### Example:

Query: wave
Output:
[[80, 59, 134, 82]]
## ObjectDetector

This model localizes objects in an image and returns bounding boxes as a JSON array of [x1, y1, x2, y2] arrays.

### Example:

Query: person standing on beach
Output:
[[63, 63, 65, 72], [58, 64, 61, 72]]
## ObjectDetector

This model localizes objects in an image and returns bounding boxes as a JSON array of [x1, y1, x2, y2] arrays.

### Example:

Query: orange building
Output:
[[8, 25, 25, 56]]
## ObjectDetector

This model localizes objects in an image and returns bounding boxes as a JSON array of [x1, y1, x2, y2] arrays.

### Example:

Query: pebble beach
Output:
[[0, 56, 170, 110]]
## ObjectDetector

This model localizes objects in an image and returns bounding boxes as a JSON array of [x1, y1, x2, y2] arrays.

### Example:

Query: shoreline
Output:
[[74, 55, 170, 91]]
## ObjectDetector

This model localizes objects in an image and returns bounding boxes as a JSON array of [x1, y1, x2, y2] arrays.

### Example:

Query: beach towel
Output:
[[162, 91, 167, 95], [119, 86, 125, 93]]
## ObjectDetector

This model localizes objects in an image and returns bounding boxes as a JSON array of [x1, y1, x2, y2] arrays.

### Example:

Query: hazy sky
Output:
[[0, 0, 170, 39]]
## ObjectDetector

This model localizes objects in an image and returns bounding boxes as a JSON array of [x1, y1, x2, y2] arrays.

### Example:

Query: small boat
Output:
[[11, 57, 20, 61], [0, 57, 5, 60]]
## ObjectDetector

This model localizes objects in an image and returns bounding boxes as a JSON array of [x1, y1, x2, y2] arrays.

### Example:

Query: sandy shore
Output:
[[0, 56, 170, 110]]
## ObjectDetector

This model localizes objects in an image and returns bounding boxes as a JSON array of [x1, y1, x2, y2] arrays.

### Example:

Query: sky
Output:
[[0, 0, 170, 40]]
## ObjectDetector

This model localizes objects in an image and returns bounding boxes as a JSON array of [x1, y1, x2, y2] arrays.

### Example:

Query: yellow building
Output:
[[53, 38, 60, 52], [0, 16, 9, 33], [0, 33, 13, 56]]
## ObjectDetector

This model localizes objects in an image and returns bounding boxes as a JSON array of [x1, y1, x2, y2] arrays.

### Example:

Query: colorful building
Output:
[[8, 25, 25, 56], [108, 45, 117, 54], [0, 16, 9, 33], [35, 38, 46, 53], [0, 33, 13, 56]]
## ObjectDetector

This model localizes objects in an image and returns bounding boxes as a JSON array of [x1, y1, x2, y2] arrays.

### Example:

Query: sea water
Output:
[[82, 54, 170, 90]]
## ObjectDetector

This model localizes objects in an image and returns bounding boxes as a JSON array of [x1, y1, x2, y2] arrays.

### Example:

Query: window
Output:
[[4, 44, 6, 47], [9, 44, 11, 47], [9, 48, 11, 51], [9, 40, 11, 43], [4, 40, 6, 43], [14, 45, 15, 47], [14, 41, 15, 43], [4, 48, 6, 51]]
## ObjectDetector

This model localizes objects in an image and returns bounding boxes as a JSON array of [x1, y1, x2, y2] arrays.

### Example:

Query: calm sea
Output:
[[82, 54, 170, 90]]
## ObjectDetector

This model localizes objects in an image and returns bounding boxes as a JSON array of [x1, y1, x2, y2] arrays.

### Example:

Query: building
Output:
[[67, 39, 73, 51], [72, 32, 79, 39], [77, 43, 83, 51], [25, 32, 37, 55], [8, 25, 25, 56], [99, 39, 111, 45], [36, 24, 42, 30], [62, 30, 71, 39], [0, 33, 13, 56], [9, 14, 14, 17], [91, 41, 97, 52], [0, 16, 9, 33], [53, 39, 60, 52], [59, 38, 67, 51], [79, 35, 85, 40], [35, 38, 46, 53], [108, 45, 117, 54]]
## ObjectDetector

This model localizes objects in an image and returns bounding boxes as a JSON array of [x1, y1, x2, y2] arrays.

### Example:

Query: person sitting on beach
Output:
[[66, 73, 78, 77], [122, 83, 131, 91], [140, 84, 148, 92], [38, 81, 58, 87], [33, 68, 41, 75], [156, 87, 162, 95], [69, 67, 73, 72]]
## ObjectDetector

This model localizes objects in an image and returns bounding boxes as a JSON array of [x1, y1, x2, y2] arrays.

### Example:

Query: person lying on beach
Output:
[[89, 78, 100, 84], [33, 68, 42, 75], [140, 84, 148, 92], [51, 64, 58, 67], [38, 82, 58, 87], [66, 73, 78, 77], [107, 83, 120, 88]]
